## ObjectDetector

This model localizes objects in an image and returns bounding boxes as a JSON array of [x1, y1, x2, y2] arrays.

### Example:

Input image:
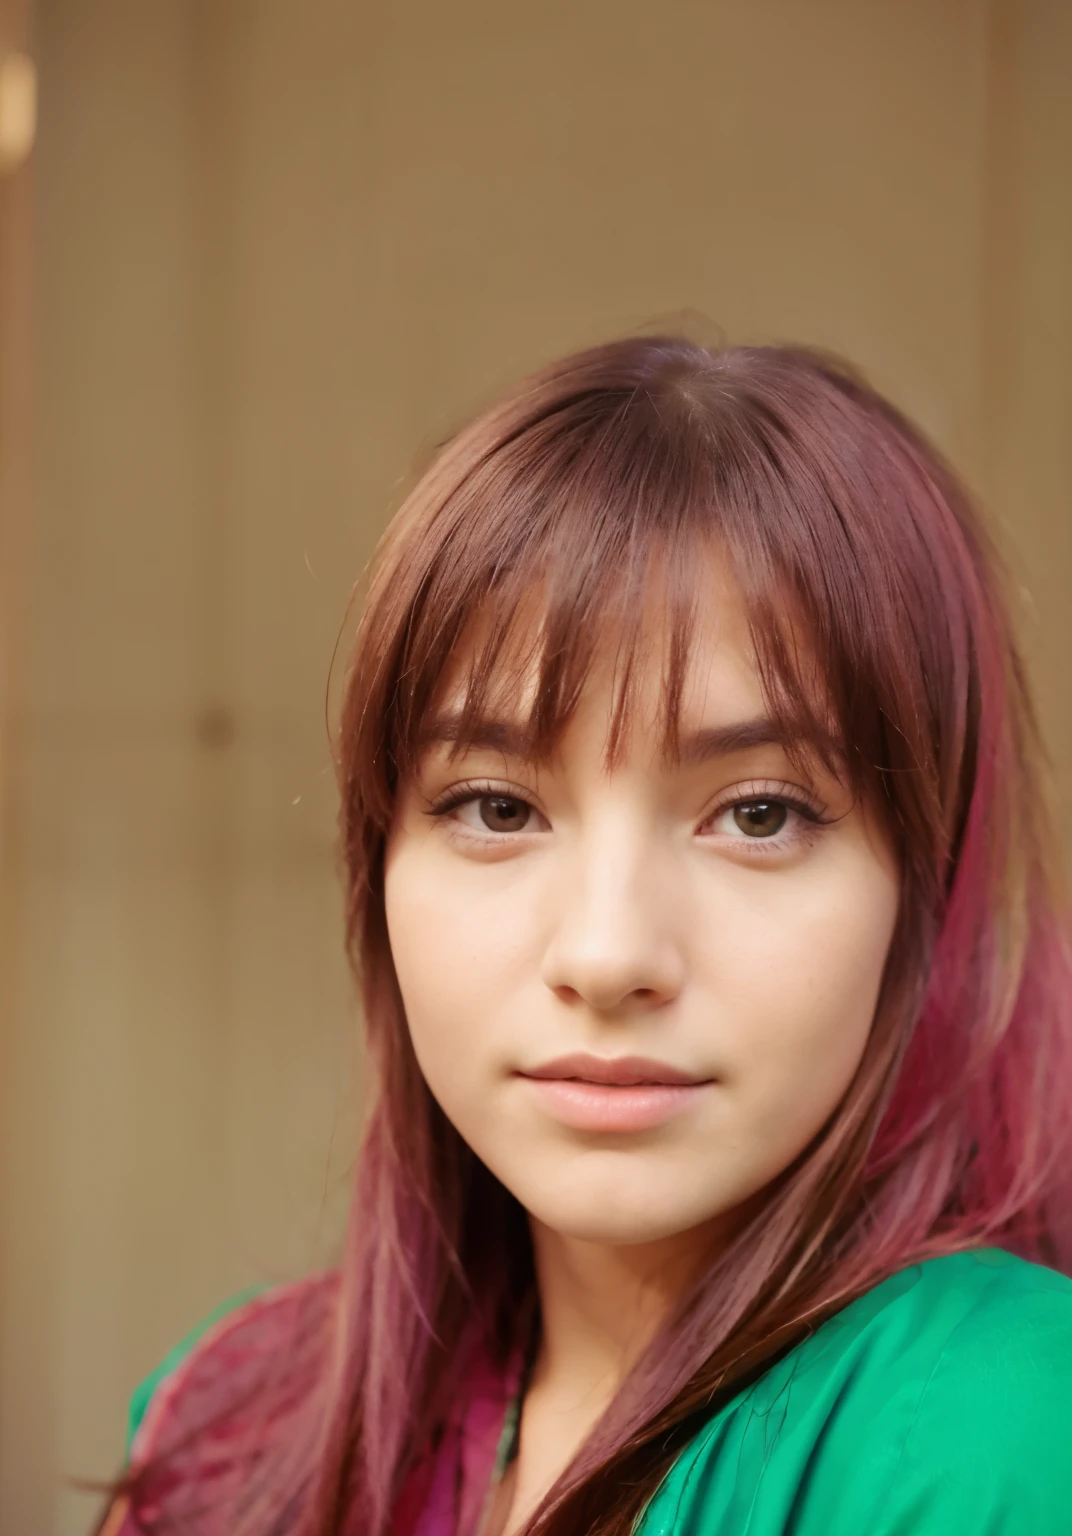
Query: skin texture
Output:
[[384, 566, 900, 1532]]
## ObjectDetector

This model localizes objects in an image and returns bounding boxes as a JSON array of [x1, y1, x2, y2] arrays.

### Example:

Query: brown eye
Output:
[[479, 795, 531, 833], [732, 800, 788, 838]]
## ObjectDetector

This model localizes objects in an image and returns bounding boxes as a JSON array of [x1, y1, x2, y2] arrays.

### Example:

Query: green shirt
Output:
[[130, 1249, 1072, 1532], [643, 1248, 1072, 1533]]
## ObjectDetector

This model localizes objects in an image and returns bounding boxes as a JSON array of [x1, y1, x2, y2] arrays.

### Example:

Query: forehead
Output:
[[449, 544, 745, 677], [419, 562, 816, 772]]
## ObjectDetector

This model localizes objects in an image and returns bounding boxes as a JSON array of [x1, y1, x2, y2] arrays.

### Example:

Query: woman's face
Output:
[[385, 568, 900, 1247]]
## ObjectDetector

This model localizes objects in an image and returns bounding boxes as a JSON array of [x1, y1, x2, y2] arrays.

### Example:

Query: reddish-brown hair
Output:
[[117, 338, 1072, 1536]]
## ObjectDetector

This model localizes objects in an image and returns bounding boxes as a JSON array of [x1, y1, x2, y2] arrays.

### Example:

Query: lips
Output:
[[521, 1053, 708, 1087], [517, 1054, 713, 1132]]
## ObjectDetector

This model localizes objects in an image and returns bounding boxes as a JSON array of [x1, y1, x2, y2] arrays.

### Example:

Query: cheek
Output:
[[383, 837, 536, 1103], [706, 847, 899, 1134]]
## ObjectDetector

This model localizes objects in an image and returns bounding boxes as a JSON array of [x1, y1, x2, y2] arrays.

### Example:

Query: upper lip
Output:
[[520, 1053, 710, 1087]]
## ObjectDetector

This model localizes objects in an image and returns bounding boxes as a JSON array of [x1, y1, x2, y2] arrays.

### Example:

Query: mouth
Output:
[[516, 1053, 714, 1133]]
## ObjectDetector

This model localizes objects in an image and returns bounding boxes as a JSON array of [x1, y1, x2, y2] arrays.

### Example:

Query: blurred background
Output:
[[0, 1, 1069, 1531]]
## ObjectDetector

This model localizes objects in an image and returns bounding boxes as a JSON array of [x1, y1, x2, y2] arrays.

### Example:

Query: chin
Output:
[[551, 1212, 700, 1245], [521, 1183, 724, 1247]]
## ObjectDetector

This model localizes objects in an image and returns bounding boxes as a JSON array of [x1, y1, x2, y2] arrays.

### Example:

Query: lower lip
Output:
[[519, 1077, 710, 1133]]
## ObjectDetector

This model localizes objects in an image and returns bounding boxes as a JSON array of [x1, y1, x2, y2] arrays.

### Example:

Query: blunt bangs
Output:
[[376, 342, 967, 869]]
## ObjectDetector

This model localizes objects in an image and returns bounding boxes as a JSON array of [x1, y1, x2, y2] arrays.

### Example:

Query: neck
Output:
[[527, 1217, 716, 1410], [484, 1220, 721, 1536]]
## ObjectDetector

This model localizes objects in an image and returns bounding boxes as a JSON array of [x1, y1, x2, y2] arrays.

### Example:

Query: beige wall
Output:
[[1, 2, 1069, 1532], [0, 4, 31, 1529]]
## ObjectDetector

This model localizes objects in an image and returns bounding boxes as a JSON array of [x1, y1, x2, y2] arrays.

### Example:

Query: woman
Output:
[[101, 337, 1072, 1535]]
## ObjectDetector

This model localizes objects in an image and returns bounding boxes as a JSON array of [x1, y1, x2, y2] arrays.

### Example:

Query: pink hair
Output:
[[118, 339, 1072, 1536]]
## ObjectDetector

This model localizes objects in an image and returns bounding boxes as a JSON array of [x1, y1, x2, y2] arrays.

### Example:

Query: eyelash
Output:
[[425, 778, 833, 856]]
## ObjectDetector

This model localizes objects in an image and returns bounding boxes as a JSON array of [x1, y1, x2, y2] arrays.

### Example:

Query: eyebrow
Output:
[[678, 717, 795, 763], [418, 712, 795, 765]]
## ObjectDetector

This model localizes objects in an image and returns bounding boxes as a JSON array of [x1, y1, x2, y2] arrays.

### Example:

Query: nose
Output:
[[540, 825, 686, 1013]]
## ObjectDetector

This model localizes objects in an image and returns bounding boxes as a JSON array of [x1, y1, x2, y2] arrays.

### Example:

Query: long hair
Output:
[[120, 338, 1072, 1536]]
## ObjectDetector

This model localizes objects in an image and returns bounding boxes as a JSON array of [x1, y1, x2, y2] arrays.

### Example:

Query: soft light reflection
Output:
[[0, 52, 36, 171]]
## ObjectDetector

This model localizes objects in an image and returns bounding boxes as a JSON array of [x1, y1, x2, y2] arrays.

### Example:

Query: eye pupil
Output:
[[733, 800, 787, 838], [480, 795, 529, 832]]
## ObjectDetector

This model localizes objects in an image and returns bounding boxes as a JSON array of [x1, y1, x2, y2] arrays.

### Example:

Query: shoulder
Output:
[[126, 1286, 267, 1457], [839, 1245, 1072, 1383], [648, 1250, 1072, 1536], [885, 1247, 1072, 1416], [775, 1246, 1072, 1432], [878, 1251, 1072, 1527], [797, 1245, 1072, 1414], [127, 1271, 338, 1472]]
